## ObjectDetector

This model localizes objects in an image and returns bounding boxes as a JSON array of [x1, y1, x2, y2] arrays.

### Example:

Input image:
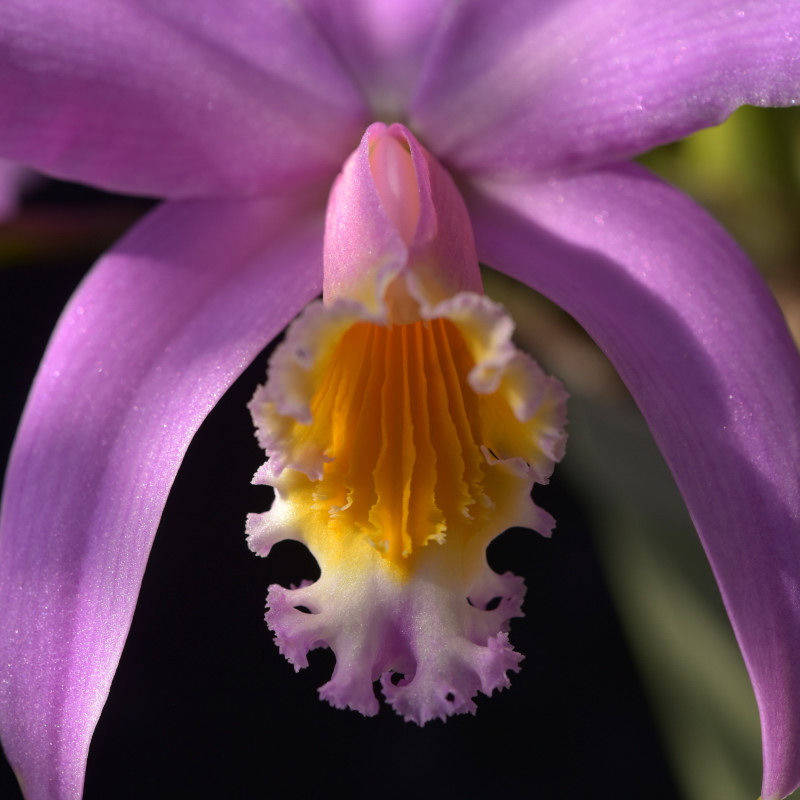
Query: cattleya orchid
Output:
[[1, 2, 799, 799]]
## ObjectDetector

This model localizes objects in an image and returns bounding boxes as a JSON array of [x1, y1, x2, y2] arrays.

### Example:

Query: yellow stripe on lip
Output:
[[276, 312, 543, 571]]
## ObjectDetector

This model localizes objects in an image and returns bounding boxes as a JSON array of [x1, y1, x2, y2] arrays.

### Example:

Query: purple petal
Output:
[[298, 0, 450, 119], [466, 165, 800, 800], [0, 0, 366, 198], [412, 0, 800, 179], [0, 197, 324, 799]]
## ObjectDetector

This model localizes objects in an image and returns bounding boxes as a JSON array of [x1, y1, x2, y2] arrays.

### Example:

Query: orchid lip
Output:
[[247, 124, 567, 722], [248, 288, 567, 722]]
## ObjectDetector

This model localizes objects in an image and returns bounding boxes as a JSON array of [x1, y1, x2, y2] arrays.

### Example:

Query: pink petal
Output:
[[412, 0, 800, 179], [0, 0, 367, 198], [298, 0, 450, 119], [0, 197, 324, 800], [467, 164, 800, 800]]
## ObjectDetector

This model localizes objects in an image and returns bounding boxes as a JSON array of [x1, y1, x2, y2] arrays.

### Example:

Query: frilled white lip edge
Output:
[[247, 289, 567, 724], [256, 552, 527, 722]]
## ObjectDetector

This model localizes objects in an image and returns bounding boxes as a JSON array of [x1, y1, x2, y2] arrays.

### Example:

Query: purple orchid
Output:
[[1, 2, 799, 799]]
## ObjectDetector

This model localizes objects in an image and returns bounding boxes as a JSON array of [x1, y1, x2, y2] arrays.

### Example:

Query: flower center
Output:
[[247, 122, 568, 724], [308, 316, 489, 565], [250, 289, 566, 581]]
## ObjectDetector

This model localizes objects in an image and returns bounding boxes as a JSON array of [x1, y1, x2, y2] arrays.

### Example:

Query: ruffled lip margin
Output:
[[247, 286, 567, 723]]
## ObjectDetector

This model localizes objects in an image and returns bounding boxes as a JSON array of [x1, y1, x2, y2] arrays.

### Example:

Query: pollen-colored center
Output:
[[307, 317, 503, 566], [252, 293, 564, 581]]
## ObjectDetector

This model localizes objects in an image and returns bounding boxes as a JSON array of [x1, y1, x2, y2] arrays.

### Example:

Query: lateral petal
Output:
[[0, 0, 366, 198], [467, 164, 800, 800], [412, 0, 800, 179], [0, 197, 324, 800]]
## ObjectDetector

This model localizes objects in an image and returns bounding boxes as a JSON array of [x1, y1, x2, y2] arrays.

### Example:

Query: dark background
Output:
[[0, 183, 679, 799]]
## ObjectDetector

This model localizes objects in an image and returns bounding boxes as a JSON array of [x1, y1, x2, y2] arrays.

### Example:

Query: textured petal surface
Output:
[[467, 165, 800, 800], [412, 0, 800, 179], [298, 0, 450, 119], [0, 0, 366, 198], [0, 197, 324, 800]]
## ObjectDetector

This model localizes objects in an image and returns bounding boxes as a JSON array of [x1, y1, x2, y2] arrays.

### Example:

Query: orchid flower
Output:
[[1, 2, 799, 799]]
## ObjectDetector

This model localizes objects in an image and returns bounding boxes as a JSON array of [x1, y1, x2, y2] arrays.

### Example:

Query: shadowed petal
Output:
[[0, 0, 366, 198], [298, 0, 450, 119], [466, 165, 800, 800], [0, 160, 37, 221], [0, 197, 324, 800], [413, 0, 800, 179]]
